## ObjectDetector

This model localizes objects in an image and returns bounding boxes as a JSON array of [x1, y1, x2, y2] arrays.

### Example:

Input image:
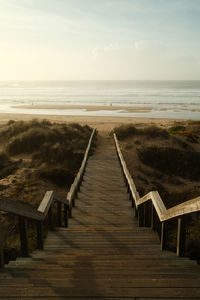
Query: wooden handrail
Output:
[[0, 191, 68, 265], [114, 133, 200, 257], [0, 128, 96, 267], [0, 195, 44, 221], [138, 192, 200, 222], [67, 128, 96, 212]]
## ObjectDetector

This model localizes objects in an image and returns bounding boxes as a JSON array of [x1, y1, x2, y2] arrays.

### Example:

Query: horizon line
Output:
[[1, 79, 200, 82]]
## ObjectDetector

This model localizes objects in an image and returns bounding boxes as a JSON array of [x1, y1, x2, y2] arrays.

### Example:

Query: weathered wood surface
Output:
[[37, 191, 54, 217], [0, 194, 43, 221], [0, 134, 200, 299]]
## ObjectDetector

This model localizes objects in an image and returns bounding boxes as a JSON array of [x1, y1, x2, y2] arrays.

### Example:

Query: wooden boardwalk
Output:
[[0, 134, 200, 299]]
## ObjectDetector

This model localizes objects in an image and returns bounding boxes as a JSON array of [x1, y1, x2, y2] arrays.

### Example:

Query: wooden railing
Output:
[[0, 128, 96, 267], [66, 128, 96, 213], [114, 133, 200, 257], [0, 191, 68, 267]]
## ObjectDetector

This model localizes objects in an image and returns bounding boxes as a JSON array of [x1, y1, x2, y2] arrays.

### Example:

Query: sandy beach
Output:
[[0, 111, 182, 132]]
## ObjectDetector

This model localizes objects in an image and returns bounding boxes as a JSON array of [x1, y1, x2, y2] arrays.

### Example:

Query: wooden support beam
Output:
[[64, 205, 68, 228], [131, 195, 135, 208], [68, 203, 72, 218], [19, 216, 29, 257], [48, 207, 54, 231], [177, 216, 186, 257], [72, 196, 75, 207], [161, 221, 168, 251], [134, 205, 138, 218], [36, 221, 43, 250]]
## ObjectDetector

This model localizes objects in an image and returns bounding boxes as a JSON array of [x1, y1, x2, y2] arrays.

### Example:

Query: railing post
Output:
[[143, 202, 151, 227], [19, 216, 29, 257], [57, 202, 62, 227], [138, 205, 144, 227], [48, 207, 54, 231], [151, 204, 156, 230], [36, 221, 43, 250], [72, 196, 75, 207], [64, 204, 68, 227], [68, 203, 72, 218], [134, 205, 138, 218], [131, 195, 135, 208], [177, 216, 186, 257], [161, 221, 168, 251]]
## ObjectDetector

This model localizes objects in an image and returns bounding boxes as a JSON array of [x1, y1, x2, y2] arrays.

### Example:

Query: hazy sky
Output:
[[0, 0, 200, 80]]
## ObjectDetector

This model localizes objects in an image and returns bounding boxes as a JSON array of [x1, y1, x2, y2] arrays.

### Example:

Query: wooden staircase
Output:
[[0, 134, 200, 299]]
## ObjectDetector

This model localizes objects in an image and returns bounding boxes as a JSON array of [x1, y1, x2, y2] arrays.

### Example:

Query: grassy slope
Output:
[[0, 119, 93, 262], [114, 121, 200, 260]]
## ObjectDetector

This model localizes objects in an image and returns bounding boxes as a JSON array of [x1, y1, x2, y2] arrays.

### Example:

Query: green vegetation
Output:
[[114, 124, 169, 140], [138, 146, 200, 180], [168, 125, 186, 134], [168, 122, 200, 143]]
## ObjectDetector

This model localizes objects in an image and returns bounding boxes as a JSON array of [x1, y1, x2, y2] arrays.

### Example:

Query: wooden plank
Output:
[[37, 191, 54, 218], [0, 195, 43, 221], [0, 286, 200, 298]]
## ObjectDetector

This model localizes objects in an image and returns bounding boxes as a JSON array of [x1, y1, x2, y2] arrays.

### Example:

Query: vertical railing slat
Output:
[[37, 221, 43, 250], [177, 217, 186, 257], [19, 216, 29, 257]]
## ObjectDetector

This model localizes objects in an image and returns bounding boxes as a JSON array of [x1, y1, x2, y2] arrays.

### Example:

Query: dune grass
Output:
[[114, 122, 200, 261], [0, 119, 94, 262], [0, 119, 93, 187], [114, 124, 169, 139], [138, 146, 200, 180]]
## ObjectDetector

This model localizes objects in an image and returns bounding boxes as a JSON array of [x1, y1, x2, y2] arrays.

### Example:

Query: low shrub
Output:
[[0, 152, 9, 168], [40, 167, 74, 187], [6, 122, 92, 156], [139, 126, 169, 138], [169, 125, 186, 134], [138, 146, 200, 181], [7, 128, 53, 155], [114, 124, 169, 140], [114, 125, 137, 140], [0, 119, 51, 140]]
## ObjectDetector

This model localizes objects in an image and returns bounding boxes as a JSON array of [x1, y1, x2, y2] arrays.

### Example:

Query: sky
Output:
[[0, 0, 200, 80]]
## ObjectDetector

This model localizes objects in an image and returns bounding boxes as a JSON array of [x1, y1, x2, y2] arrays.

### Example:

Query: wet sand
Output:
[[12, 104, 153, 113]]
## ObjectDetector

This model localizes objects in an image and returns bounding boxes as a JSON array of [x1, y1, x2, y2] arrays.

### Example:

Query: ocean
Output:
[[0, 80, 200, 119]]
